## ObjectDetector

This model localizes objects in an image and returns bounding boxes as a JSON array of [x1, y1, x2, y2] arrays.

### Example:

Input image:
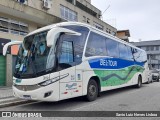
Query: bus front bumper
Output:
[[12, 83, 59, 102]]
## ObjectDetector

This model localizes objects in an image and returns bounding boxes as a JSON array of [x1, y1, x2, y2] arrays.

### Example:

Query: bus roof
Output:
[[26, 22, 145, 52]]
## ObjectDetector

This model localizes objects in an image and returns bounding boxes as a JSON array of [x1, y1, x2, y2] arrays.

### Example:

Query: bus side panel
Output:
[[76, 61, 96, 96], [88, 57, 146, 91]]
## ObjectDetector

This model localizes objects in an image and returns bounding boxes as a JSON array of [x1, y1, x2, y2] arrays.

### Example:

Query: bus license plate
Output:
[[23, 95, 31, 100]]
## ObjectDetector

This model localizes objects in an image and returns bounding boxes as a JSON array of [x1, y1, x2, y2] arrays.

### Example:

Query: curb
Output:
[[0, 87, 12, 90], [0, 98, 34, 108]]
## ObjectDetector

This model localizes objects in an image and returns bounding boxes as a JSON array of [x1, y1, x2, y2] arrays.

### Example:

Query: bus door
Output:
[[57, 36, 77, 100]]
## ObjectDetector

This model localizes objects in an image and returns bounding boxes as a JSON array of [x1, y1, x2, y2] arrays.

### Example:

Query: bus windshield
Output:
[[14, 31, 53, 78]]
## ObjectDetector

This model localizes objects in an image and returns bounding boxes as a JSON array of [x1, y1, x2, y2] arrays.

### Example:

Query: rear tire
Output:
[[147, 79, 150, 84], [151, 79, 153, 83], [157, 77, 159, 82], [86, 79, 98, 102], [136, 76, 142, 88]]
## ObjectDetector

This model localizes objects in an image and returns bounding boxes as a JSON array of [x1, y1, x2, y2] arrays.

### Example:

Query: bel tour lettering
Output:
[[100, 59, 117, 67]]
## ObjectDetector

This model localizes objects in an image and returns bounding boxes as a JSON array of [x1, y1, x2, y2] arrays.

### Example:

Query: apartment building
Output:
[[0, 0, 117, 86], [132, 40, 160, 69]]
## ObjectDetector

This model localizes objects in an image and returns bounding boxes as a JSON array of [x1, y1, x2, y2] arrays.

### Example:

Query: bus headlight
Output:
[[39, 77, 60, 86]]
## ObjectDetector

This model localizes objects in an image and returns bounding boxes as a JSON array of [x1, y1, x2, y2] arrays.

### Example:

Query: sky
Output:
[[91, 0, 160, 42]]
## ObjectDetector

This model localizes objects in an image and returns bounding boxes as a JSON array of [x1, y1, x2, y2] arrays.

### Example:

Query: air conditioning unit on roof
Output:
[[43, 0, 52, 9]]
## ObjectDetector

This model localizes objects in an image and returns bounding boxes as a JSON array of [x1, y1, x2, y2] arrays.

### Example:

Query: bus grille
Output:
[[14, 84, 41, 91]]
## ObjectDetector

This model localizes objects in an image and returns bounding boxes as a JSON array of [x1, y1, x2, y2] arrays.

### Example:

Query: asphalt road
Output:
[[1, 82, 160, 119]]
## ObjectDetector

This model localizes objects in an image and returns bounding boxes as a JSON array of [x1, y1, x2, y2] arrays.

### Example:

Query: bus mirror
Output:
[[47, 27, 81, 47], [3, 41, 22, 56]]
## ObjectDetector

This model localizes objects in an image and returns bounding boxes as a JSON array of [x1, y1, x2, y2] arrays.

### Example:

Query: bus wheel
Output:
[[86, 79, 98, 102], [136, 76, 142, 88]]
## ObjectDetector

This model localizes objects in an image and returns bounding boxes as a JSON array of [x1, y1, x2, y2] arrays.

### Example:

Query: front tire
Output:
[[86, 79, 98, 102]]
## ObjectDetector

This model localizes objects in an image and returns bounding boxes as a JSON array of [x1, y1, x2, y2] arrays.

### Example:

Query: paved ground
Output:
[[0, 87, 13, 99], [0, 82, 160, 119]]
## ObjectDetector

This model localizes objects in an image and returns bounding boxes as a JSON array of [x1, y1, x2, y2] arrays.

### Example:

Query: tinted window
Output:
[[119, 43, 128, 59], [62, 26, 89, 63], [127, 46, 134, 60], [119, 43, 133, 60], [106, 38, 119, 57], [58, 40, 74, 70], [85, 32, 107, 57], [59, 41, 74, 63]]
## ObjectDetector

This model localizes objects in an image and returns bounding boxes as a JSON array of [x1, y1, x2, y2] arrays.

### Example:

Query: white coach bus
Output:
[[3, 22, 148, 102]]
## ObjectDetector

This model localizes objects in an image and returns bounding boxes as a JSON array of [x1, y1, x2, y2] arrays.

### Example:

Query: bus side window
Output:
[[119, 43, 133, 61], [106, 38, 119, 58], [85, 32, 107, 57], [59, 41, 74, 69], [127, 46, 134, 61], [119, 43, 128, 59], [133, 49, 147, 63]]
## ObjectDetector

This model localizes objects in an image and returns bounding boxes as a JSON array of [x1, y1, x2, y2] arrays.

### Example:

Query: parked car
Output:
[[147, 71, 153, 84], [150, 69, 160, 82]]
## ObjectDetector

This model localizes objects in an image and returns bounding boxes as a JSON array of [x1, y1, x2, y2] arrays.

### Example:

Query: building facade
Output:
[[117, 30, 130, 42], [0, 0, 117, 86], [132, 40, 160, 69]]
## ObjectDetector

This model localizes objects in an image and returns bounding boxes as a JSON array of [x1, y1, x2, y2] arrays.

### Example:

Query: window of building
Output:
[[151, 55, 156, 59], [19, 31, 28, 36], [0, 27, 9, 33], [146, 46, 149, 51], [140, 47, 146, 51], [112, 31, 116, 36], [106, 28, 109, 33], [156, 46, 159, 51], [85, 32, 107, 57], [0, 20, 8, 28], [150, 46, 154, 51], [147, 54, 150, 59], [10, 29, 19, 35], [60, 5, 77, 22], [93, 22, 103, 30], [16, 0, 28, 4], [0, 18, 9, 33], [83, 16, 86, 22], [155, 55, 159, 59], [87, 18, 90, 24], [108, 29, 111, 34], [66, 0, 76, 5], [106, 38, 119, 58], [0, 17, 28, 36]]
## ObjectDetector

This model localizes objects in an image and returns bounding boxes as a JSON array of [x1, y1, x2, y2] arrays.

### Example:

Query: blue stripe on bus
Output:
[[88, 58, 145, 69]]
